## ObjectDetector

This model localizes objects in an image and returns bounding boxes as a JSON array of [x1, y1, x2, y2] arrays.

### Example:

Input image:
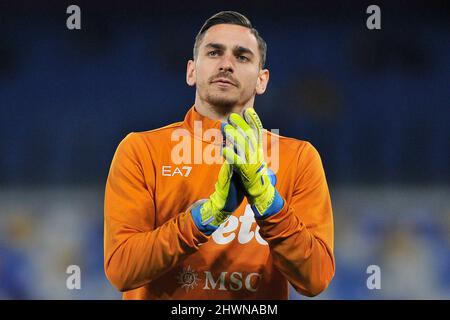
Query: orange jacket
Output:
[[104, 106, 335, 299]]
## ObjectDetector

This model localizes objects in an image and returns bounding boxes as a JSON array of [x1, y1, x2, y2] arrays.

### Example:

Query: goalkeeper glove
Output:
[[191, 159, 245, 235], [222, 108, 284, 219]]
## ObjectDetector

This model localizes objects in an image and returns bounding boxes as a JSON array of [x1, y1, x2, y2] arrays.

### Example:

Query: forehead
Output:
[[200, 24, 259, 51]]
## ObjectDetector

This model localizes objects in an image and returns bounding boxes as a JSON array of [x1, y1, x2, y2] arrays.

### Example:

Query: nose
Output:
[[218, 53, 234, 73]]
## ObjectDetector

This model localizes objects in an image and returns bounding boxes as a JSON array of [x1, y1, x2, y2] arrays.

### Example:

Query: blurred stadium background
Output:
[[0, 1, 449, 299]]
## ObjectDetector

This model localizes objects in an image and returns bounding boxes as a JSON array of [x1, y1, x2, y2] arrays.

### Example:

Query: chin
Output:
[[206, 93, 239, 111]]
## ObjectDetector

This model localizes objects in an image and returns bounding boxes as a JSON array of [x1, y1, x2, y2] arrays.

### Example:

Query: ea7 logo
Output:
[[162, 165, 192, 177], [203, 271, 262, 292]]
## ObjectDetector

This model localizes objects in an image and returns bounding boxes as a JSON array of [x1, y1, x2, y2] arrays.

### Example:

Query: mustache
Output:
[[209, 72, 240, 87]]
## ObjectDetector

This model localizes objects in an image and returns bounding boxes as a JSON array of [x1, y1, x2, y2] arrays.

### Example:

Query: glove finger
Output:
[[211, 161, 232, 213], [228, 113, 258, 159], [228, 113, 252, 132], [223, 124, 249, 162], [244, 108, 264, 164], [216, 160, 232, 189], [222, 146, 245, 167], [223, 163, 244, 212], [243, 108, 263, 145]]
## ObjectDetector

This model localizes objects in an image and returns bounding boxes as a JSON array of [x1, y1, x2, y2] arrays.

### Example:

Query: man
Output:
[[104, 11, 334, 299]]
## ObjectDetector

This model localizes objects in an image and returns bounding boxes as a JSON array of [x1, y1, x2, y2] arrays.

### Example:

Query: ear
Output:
[[255, 68, 269, 95], [186, 59, 196, 86]]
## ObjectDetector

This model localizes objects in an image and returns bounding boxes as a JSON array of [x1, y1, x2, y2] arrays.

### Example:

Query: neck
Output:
[[194, 94, 254, 121]]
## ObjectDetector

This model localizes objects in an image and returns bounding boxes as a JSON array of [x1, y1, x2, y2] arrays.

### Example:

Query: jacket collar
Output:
[[183, 106, 224, 145]]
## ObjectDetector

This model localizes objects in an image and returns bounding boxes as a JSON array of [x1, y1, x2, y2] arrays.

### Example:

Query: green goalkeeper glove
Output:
[[191, 159, 245, 235], [222, 108, 284, 218]]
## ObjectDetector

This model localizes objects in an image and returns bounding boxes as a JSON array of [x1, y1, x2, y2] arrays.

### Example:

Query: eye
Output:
[[237, 55, 249, 62], [208, 50, 220, 57]]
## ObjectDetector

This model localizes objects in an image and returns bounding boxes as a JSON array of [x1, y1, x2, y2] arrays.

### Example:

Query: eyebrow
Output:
[[204, 42, 255, 57]]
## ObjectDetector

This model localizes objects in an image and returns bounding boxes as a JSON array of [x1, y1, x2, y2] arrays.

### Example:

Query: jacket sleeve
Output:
[[104, 133, 209, 292], [256, 142, 335, 297]]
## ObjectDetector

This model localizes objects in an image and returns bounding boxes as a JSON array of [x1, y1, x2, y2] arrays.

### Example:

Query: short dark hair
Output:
[[193, 11, 267, 68]]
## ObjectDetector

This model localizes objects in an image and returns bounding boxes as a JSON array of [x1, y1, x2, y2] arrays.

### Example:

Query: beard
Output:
[[204, 90, 240, 115], [198, 72, 244, 116]]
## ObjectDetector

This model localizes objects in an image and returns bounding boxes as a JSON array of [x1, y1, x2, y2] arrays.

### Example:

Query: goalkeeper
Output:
[[104, 11, 335, 299]]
